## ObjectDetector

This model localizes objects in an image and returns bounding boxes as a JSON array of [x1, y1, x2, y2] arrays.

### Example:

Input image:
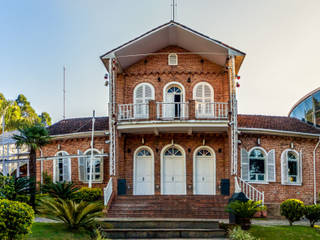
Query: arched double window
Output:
[[54, 151, 71, 183], [133, 83, 155, 118], [241, 147, 276, 183], [281, 149, 302, 185], [193, 82, 214, 118], [78, 149, 103, 182]]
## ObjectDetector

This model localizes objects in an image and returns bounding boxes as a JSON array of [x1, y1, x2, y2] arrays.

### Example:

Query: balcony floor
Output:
[[117, 120, 229, 134]]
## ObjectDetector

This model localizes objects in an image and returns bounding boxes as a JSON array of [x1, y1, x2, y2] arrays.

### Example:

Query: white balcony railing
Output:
[[104, 178, 113, 206], [156, 102, 189, 120], [118, 103, 149, 120], [235, 176, 264, 205], [195, 102, 228, 119]]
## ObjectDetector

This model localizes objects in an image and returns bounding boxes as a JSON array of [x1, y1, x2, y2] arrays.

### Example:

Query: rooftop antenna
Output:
[[171, 0, 177, 21], [63, 66, 66, 119]]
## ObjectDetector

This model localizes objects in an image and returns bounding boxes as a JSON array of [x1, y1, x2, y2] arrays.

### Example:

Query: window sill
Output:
[[80, 181, 103, 184], [247, 181, 269, 185], [282, 183, 302, 186]]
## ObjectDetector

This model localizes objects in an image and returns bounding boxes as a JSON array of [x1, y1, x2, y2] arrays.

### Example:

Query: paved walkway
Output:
[[252, 218, 312, 226]]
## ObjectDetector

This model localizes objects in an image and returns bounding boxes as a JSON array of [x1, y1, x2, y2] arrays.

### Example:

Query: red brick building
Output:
[[37, 21, 320, 218]]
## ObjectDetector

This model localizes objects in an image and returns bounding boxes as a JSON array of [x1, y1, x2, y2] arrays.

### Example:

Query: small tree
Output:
[[0, 199, 34, 240], [280, 199, 304, 226], [304, 204, 320, 227], [13, 124, 51, 209]]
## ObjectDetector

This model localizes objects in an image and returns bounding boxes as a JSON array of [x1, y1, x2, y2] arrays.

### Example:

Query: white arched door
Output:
[[165, 86, 182, 119], [193, 82, 214, 118], [194, 148, 216, 195], [134, 83, 154, 119], [134, 148, 154, 195], [162, 146, 186, 195]]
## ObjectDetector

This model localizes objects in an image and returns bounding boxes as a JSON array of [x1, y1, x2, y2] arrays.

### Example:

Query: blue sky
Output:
[[1, 0, 320, 123]]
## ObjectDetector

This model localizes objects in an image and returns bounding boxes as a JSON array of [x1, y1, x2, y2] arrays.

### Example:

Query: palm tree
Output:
[[38, 198, 104, 230], [13, 124, 51, 209]]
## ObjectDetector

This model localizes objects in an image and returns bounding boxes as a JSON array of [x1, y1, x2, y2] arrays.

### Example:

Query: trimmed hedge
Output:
[[0, 199, 34, 240], [304, 204, 320, 227], [72, 187, 102, 202], [280, 199, 304, 226]]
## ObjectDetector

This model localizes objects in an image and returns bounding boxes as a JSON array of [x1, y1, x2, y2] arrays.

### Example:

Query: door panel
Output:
[[195, 156, 215, 195], [163, 156, 186, 195], [135, 156, 154, 195]]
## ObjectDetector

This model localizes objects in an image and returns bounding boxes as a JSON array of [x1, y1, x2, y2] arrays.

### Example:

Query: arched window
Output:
[[193, 82, 214, 118], [78, 149, 103, 182], [249, 148, 266, 182], [54, 151, 71, 183], [133, 83, 154, 118], [281, 150, 302, 185], [168, 53, 178, 65], [164, 147, 183, 156]]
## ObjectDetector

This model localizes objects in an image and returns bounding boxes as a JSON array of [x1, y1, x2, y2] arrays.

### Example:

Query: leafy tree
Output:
[[13, 124, 51, 210], [0, 93, 52, 133]]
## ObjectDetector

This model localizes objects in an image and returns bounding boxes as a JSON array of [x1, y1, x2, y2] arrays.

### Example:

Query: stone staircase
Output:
[[106, 195, 229, 219], [99, 219, 226, 239]]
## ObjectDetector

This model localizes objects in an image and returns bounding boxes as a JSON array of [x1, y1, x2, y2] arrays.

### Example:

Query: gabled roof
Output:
[[100, 21, 245, 73], [238, 114, 320, 136], [47, 117, 109, 136]]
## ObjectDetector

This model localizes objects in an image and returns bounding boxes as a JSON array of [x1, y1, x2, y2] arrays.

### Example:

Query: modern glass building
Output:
[[289, 87, 320, 127]]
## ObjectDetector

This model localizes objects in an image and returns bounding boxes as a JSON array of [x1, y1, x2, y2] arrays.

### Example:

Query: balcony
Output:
[[117, 100, 229, 134]]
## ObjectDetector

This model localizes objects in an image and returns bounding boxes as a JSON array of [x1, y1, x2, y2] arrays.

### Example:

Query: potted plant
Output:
[[226, 200, 265, 230]]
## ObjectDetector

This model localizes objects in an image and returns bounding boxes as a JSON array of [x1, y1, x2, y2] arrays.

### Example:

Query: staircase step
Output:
[[101, 228, 225, 239]]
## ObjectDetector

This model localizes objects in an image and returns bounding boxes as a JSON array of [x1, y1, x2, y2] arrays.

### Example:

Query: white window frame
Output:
[[168, 53, 178, 65], [248, 147, 268, 184], [53, 151, 71, 183], [281, 149, 302, 186], [82, 148, 104, 183]]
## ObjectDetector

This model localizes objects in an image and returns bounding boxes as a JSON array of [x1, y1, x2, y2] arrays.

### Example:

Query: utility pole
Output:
[[63, 66, 66, 119], [89, 110, 95, 188], [2, 116, 5, 176], [171, 0, 177, 21]]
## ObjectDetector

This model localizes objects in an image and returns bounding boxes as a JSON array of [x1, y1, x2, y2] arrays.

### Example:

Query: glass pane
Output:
[[313, 91, 320, 126], [304, 96, 314, 124], [250, 149, 264, 158], [288, 161, 297, 176], [250, 159, 265, 174]]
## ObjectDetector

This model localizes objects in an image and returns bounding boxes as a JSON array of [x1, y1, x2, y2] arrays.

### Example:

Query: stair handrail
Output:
[[104, 178, 113, 206], [235, 176, 264, 205]]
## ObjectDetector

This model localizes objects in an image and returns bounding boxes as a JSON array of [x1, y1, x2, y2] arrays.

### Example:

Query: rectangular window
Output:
[[288, 160, 297, 183], [249, 159, 265, 181], [86, 158, 102, 182]]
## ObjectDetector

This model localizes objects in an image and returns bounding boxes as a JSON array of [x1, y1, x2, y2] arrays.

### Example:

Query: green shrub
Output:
[[226, 200, 265, 219], [0, 199, 34, 240], [280, 199, 304, 226], [72, 187, 102, 202], [0, 175, 33, 202], [16, 194, 31, 203], [229, 226, 259, 240], [304, 204, 320, 227], [38, 197, 103, 230], [0, 176, 15, 200], [42, 181, 79, 199]]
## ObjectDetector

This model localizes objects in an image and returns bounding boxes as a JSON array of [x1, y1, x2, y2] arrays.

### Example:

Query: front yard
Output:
[[249, 225, 320, 240], [26, 223, 91, 240]]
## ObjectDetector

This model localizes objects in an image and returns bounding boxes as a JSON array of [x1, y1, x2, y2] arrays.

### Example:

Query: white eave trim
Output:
[[239, 127, 320, 138], [50, 130, 109, 140]]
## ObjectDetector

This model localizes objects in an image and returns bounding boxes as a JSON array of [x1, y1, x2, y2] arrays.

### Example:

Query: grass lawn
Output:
[[26, 223, 91, 240], [249, 225, 320, 240]]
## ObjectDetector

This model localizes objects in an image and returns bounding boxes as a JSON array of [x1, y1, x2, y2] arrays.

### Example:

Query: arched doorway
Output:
[[161, 145, 186, 195], [133, 147, 154, 195], [163, 82, 185, 119], [193, 147, 216, 195]]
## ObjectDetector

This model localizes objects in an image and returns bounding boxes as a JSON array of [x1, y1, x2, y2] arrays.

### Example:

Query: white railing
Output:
[[235, 176, 264, 205], [118, 103, 149, 120], [195, 102, 228, 119], [156, 102, 189, 120], [104, 178, 113, 206]]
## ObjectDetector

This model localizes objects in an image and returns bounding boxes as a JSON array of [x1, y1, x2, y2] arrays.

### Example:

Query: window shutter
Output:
[[299, 150, 303, 184], [195, 84, 203, 99], [204, 84, 211, 98], [53, 159, 57, 183], [145, 85, 152, 99], [63, 158, 69, 182], [281, 151, 288, 184], [78, 150, 86, 182], [267, 149, 276, 182], [241, 148, 249, 181]]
